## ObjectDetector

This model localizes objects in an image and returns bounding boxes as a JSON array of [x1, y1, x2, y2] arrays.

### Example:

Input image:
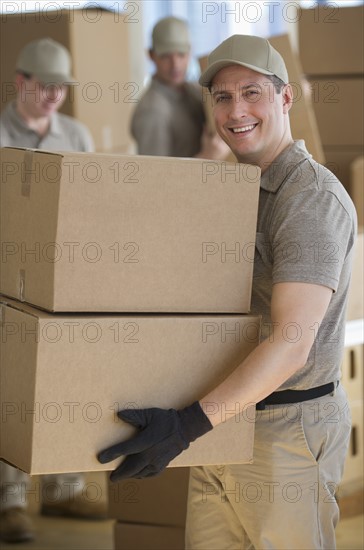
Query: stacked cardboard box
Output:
[[269, 34, 325, 165], [299, 5, 364, 192], [0, 148, 261, 548], [0, 148, 260, 313], [339, 231, 364, 512], [300, 6, 364, 508], [339, 329, 364, 501], [109, 469, 189, 550], [0, 8, 134, 153]]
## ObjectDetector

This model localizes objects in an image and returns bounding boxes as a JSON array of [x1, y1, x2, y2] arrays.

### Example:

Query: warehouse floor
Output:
[[0, 513, 362, 550], [0, 513, 363, 550], [0, 472, 362, 550]]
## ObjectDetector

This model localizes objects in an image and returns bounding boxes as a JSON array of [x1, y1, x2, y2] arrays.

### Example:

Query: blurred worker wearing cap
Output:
[[0, 37, 93, 150], [130, 16, 228, 159], [98, 35, 356, 549], [0, 38, 104, 544]]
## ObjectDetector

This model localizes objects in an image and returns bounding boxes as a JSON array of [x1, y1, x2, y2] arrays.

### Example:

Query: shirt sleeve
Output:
[[271, 189, 355, 292]]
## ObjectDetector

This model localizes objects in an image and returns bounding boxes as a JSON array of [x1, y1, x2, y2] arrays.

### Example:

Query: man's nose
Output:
[[228, 95, 248, 120]]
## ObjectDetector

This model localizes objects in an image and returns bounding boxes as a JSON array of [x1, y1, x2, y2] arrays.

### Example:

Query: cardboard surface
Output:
[[341, 345, 364, 403], [114, 523, 185, 550], [299, 5, 364, 76], [0, 298, 259, 474], [269, 34, 325, 165], [108, 468, 190, 526], [0, 9, 134, 152], [309, 77, 364, 147], [341, 401, 364, 485], [0, 148, 260, 313], [323, 148, 363, 191]]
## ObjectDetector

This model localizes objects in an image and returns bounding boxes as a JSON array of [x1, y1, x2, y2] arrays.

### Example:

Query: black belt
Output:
[[256, 381, 338, 410]]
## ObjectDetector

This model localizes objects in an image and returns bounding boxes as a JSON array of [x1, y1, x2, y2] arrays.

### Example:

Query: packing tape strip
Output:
[[21, 150, 34, 197]]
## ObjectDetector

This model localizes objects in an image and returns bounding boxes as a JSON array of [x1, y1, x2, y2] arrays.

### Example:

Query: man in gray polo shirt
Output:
[[0, 38, 103, 544], [98, 35, 357, 549], [130, 16, 228, 159]]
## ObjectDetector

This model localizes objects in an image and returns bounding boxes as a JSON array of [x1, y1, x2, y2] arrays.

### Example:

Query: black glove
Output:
[[97, 401, 213, 482]]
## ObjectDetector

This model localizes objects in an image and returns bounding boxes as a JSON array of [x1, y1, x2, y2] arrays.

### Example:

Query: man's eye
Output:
[[215, 95, 229, 103], [244, 90, 260, 101]]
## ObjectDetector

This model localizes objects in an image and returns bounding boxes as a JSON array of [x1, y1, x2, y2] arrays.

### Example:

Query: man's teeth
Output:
[[232, 124, 256, 133]]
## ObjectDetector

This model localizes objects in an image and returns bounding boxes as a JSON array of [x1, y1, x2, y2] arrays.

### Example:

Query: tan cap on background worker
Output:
[[16, 37, 77, 85], [151, 15, 191, 56]]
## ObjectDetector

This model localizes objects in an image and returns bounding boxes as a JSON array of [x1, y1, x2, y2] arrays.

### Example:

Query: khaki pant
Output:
[[186, 384, 351, 550]]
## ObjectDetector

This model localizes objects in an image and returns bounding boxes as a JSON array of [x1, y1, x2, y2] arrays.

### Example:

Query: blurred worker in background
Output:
[[0, 38, 105, 544], [131, 16, 229, 160]]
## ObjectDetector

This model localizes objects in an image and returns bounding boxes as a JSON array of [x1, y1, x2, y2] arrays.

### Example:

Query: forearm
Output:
[[200, 335, 309, 427]]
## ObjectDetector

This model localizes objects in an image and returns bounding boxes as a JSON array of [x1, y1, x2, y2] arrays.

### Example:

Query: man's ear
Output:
[[149, 49, 156, 63], [282, 83, 294, 114]]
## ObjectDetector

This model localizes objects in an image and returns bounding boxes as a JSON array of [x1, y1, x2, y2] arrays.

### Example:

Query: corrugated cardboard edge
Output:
[[0, 299, 39, 472]]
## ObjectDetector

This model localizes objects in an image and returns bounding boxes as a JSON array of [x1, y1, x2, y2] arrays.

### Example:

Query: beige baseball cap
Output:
[[199, 34, 289, 88], [152, 16, 190, 55], [16, 38, 77, 85]]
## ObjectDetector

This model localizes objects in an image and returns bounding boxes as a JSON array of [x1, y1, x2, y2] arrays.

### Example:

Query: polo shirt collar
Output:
[[151, 76, 186, 102], [260, 140, 311, 193]]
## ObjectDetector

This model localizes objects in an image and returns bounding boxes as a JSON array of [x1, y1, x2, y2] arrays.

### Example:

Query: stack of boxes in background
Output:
[[299, 4, 364, 515], [109, 469, 190, 549], [0, 148, 261, 548], [299, 4, 364, 211], [0, 8, 135, 154]]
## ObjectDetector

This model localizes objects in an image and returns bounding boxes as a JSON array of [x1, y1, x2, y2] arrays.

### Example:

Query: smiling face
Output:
[[211, 65, 293, 171], [16, 73, 68, 119]]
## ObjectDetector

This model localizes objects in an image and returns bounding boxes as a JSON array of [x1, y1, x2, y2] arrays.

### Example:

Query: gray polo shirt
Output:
[[0, 101, 94, 152], [130, 77, 205, 157], [253, 140, 357, 390]]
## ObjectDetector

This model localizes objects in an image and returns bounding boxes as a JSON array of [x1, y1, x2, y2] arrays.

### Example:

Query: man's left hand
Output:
[[97, 401, 213, 482]]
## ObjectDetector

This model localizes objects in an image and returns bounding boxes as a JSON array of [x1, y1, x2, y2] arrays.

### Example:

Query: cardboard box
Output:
[[299, 5, 364, 76], [341, 345, 364, 402], [0, 297, 259, 474], [108, 468, 189, 526], [114, 522, 185, 550], [0, 148, 260, 313], [341, 401, 364, 485], [323, 148, 363, 191], [309, 77, 364, 147], [0, 8, 134, 152], [269, 34, 325, 165], [346, 233, 364, 322], [351, 157, 364, 229]]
